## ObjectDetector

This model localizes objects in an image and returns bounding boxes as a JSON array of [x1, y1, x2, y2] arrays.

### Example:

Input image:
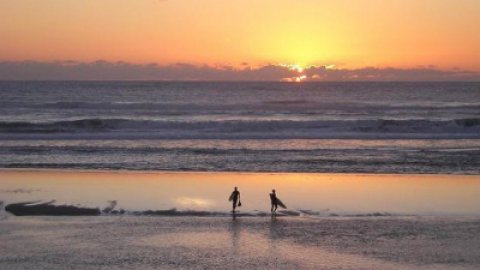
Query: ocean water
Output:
[[0, 81, 479, 174]]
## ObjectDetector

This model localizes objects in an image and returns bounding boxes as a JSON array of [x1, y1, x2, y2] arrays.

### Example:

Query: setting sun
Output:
[[280, 63, 305, 73], [295, 75, 307, 82]]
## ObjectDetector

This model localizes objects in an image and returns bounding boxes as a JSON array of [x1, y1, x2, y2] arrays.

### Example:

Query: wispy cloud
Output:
[[0, 60, 478, 81]]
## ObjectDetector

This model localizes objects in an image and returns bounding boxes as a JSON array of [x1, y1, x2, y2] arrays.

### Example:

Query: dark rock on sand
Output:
[[5, 201, 100, 216]]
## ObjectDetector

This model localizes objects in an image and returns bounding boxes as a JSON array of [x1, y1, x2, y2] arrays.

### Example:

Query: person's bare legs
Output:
[[271, 204, 277, 215]]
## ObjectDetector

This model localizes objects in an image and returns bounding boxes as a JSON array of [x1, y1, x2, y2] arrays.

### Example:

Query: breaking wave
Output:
[[0, 118, 479, 139]]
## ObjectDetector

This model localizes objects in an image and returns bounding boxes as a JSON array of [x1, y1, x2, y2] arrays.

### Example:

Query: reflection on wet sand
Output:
[[1, 215, 479, 269], [135, 218, 464, 270], [268, 215, 282, 266], [230, 218, 241, 257], [1, 170, 480, 216]]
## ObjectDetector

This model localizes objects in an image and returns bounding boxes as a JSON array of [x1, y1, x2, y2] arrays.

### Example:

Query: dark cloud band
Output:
[[0, 60, 478, 81]]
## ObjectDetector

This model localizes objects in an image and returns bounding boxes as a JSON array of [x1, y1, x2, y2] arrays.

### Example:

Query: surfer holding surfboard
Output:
[[228, 187, 241, 212], [270, 189, 287, 215]]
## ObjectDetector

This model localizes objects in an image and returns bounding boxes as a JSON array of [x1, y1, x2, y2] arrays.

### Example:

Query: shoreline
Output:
[[1, 170, 479, 217]]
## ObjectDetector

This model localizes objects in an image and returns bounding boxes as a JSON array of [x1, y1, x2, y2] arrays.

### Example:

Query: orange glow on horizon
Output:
[[1, 0, 479, 71]]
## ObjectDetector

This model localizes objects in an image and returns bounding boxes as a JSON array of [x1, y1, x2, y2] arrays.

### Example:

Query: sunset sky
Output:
[[1, 0, 480, 80]]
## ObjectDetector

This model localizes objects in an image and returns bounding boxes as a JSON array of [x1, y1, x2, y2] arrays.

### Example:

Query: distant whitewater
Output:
[[0, 81, 479, 174]]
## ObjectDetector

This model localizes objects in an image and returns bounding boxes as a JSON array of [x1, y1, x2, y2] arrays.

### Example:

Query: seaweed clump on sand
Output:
[[5, 201, 100, 216]]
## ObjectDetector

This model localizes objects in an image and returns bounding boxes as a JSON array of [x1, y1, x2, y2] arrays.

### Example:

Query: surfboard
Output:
[[228, 193, 234, 202], [276, 197, 287, 209]]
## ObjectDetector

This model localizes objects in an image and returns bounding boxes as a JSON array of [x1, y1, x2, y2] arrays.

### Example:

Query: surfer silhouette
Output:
[[270, 189, 286, 215], [229, 187, 241, 212]]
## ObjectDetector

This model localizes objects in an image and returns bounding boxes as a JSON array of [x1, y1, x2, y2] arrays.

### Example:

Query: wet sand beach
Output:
[[1, 215, 479, 270], [1, 170, 480, 269], [1, 170, 480, 216]]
